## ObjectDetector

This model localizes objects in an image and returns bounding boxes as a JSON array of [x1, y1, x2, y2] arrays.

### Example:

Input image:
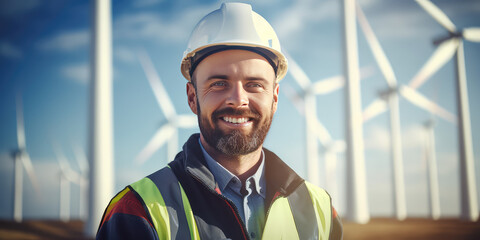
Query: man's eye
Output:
[[211, 81, 227, 87], [247, 83, 262, 88]]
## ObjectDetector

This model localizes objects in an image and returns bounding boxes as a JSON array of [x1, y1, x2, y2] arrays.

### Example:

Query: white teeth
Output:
[[223, 117, 248, 124]]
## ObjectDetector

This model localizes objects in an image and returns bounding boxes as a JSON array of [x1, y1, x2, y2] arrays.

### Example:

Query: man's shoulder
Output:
[[96, 187, 158, 239], [100, 188, 151, 226]]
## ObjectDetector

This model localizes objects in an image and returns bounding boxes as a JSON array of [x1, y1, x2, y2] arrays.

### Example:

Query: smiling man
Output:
[[97, 3, 342, 240]]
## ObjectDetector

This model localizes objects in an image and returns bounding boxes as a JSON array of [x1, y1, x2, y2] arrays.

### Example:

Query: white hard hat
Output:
[[181, 2, 287, 82]]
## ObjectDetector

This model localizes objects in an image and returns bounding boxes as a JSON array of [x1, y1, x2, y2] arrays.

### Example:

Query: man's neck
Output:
[[200, 135, 263, 183]]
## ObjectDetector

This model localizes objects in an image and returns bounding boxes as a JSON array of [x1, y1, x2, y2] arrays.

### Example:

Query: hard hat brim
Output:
[[181, 42, 287, 82]]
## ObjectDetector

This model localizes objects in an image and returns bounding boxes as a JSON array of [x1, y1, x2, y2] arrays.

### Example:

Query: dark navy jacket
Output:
[[97, 134, 343, 239]]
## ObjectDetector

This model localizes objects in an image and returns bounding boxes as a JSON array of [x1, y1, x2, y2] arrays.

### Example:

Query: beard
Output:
[[197, 102, 274, 156]]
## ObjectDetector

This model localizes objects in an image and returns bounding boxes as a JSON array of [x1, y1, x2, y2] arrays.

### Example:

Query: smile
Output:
[[222, 116, 249, 124]]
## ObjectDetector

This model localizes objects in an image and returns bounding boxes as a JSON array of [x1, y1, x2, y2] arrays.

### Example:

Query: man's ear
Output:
[[187, 82, 198, 115], [272, 83, 279, 114]]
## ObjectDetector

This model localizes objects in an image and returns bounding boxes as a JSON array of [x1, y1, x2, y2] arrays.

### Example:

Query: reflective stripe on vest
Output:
[[130, 167, 200, 240], [262, 182, 332, 240], [305, 182, 332, 240]]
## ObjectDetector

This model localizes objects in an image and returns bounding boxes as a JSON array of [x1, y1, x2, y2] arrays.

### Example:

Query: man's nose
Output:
[[226, 82, 249, 107]]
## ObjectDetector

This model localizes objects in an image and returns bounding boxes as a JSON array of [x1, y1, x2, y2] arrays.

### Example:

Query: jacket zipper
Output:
[[188, 170, 250, 240]]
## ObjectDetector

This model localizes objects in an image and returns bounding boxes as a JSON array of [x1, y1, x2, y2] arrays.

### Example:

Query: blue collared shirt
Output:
[[199, 138, 266, 239]]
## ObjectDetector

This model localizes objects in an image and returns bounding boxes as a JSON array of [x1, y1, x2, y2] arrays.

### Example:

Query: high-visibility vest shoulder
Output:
[[129, 166, 333, 240]]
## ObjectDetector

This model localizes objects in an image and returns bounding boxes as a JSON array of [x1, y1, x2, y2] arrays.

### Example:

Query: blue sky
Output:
[[1, 0, 480, 220]]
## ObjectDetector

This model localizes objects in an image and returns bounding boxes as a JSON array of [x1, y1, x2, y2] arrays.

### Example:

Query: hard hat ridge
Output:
[[181, 2, 288, 82]]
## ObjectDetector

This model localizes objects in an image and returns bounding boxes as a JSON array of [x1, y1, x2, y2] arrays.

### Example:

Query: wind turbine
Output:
[[357, 2, 457, 220], [423, 119, 441, 220], [286, 51, 374, 221], [356, 3, 407, 220], [286, 54, 324, 187], [412, 0, 479, 221], [283, 82, 345, 203], [73, 144, 89, 220], [135, 50, 197, 165], [54, 144, 85, 222], [11, 93, 39, 222], [286, 52, 363, 188]]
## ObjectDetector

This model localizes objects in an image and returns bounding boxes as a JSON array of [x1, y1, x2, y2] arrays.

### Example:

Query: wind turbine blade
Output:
[[408, 38, 460, 89], [313, 118, 332, 146], [415, 0, 456, 33], [363, 99, 388, 122], [400, 86, 457, 124], [311, 66, 375, 95], [21, 153, 40, 195], [135, 124, 175, 164], [16, 94, 26, 150], [73, 144, 89, 173], [285, 52, 311, 90], [463, 28, 480, 42], [138, 50, 176, 119], [356, 3, 397, 88], [312, 75, 345, 95], [53, 143, 71, 176], [282, 83, 305, 115], [176, 115, 198, 128], [65, 169, 82, 185]]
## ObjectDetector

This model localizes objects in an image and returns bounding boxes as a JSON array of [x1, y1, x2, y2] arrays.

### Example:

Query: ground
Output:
[[0, 218, 479, 239]]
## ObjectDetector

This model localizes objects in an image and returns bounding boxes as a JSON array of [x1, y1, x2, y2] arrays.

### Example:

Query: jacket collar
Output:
[[177, 134, 305, 200]]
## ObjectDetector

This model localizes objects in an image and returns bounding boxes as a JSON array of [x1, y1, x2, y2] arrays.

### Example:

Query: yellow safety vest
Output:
[[124, 167, 332, 240]]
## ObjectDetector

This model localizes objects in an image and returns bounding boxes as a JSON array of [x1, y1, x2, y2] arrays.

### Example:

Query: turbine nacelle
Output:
[[433, 32, 463, 46], [378, 86, 399, 101]]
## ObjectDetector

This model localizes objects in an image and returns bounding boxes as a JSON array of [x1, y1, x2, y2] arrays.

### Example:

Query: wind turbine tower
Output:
[[423, 120, 441, 220], [86, 0, 114, 236], [341, 0, 369, 223]]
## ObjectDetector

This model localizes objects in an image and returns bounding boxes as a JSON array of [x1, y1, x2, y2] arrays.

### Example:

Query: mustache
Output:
[[212, 107, 261, 120]]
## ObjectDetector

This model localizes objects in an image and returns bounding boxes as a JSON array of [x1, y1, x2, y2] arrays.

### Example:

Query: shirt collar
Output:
[[199, 138, 266, 198]]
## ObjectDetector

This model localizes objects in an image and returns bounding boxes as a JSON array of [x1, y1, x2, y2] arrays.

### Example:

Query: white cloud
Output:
[[115, 46, 137, 63], [133, 0, 164, 8], [0, 41, 22, 59], [38, 29, 89, 52], [114, 4, 216, 43], [61, 63, 89, 85], [273, 0, 339, 39], [115, 12, 186, 42]]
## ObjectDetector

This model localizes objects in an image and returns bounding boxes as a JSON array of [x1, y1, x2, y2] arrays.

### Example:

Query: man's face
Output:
[[187, 49, 279, 156]]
